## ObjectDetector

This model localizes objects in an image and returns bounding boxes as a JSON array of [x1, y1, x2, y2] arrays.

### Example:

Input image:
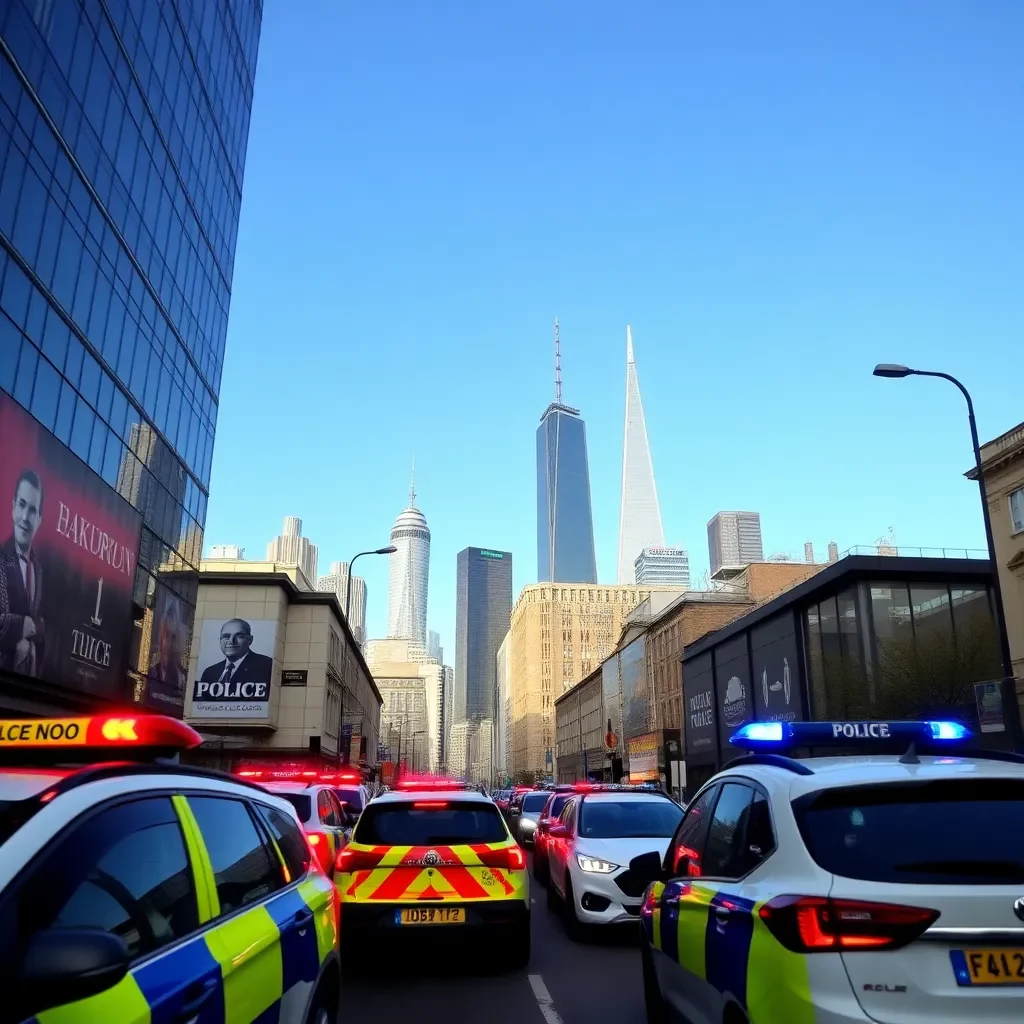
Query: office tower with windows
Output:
[[317, 560, 366, 643], [0, 1, 262, 715], [387, 478, 431, 646], [267, 516, 318, 587], [634, 546, 690, 588], [454, 547, 513, 725], [707, 511, 764, 576], [617, 327, 665, 583]]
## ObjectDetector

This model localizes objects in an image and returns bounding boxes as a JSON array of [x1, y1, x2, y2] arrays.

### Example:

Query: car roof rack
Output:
[[721, 753, 816, 776]]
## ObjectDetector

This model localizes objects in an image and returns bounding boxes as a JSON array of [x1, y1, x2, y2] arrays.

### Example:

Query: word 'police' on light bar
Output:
[[0, 714, 202, 751], [729, 719, 972, 750]]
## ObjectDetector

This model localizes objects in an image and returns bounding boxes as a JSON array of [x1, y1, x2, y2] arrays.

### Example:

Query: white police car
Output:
[[638, 719, 1024, 1024]]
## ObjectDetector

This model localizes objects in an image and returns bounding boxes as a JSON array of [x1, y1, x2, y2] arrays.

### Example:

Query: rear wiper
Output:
[[893, 859, 1024, 880]]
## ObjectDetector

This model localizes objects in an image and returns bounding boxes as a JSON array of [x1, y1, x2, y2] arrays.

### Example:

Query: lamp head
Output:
[[377, 545, 398, 555], [873, 363, 913, 379]]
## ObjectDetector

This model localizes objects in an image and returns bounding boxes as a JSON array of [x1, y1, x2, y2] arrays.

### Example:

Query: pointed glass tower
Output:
[[617, 326, 665, 583]]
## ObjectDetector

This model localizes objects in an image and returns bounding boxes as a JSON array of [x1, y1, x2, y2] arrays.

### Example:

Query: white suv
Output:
[[639, 719, 1024, 1024], [546, 789, 684, 936]]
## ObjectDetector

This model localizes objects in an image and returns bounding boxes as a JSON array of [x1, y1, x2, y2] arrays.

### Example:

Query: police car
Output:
[[336, 777, 530, 968], [638, 719, 1024, 1024], [0, 713, 341, 1023]]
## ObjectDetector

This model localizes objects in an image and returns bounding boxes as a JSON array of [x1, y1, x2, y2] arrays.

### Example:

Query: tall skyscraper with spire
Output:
[[537, 318, 598, 583], [387, 467, 431, 645], [617, 326, 665, 584]]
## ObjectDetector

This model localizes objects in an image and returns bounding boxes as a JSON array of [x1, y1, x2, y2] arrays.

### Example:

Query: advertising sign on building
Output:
[[627, 731, 660, 782], [0, 390, 143, 699], [682, 652, 717, 764], [145, 586, 189, 715], [749, 610, 805, 723], [190, 617, 276, 718], [715, 634, 753, 757]]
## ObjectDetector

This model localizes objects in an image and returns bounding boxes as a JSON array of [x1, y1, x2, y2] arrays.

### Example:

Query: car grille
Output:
[[614, 870, 646, 898]]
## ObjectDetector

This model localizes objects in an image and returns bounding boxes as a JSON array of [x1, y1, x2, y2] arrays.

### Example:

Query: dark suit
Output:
[[200, 651, 274, 684], [0, 536, 44, 676]]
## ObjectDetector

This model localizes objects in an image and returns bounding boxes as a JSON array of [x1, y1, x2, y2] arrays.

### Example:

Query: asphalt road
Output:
[[341, 854, 647, 1024]]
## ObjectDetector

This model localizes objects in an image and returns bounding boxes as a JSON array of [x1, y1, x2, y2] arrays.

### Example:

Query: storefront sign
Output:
[[281, 669, 308, 686]]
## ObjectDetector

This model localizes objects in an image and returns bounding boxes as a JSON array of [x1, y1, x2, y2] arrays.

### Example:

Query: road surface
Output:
[[341, 860, 647, 1023]]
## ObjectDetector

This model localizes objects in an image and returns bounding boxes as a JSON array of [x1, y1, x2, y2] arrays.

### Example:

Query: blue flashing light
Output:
[[728, 719, 972, 751]]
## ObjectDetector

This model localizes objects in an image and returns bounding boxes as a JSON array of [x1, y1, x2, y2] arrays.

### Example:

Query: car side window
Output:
[[667, 785, 718, 877], [702, 783, 757, 878], [189, 796, 284, 914], [739, 790, 776, 871], [561, 800, 577, 834], [255, 802, 311, 880], [19, 797, 198, 961], [318, 791, 339, 827]]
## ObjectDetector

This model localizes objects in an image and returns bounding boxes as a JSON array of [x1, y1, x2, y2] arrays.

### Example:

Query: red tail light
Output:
[[759, 896, 939, 953], [475, 846, 526, 871], [305, 831, 332, 875], [336, 846, 383, 874], [413, 801, 448, 809]]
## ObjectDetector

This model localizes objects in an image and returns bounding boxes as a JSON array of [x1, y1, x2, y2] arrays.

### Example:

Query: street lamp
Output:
[[337, 545, 397, 766], [873, 364, 1020, 747]]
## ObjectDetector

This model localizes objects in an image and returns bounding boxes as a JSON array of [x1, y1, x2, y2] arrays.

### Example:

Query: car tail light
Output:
[[413, 801, 448, 809], [336, 846, 382, 874], [305, 831, 333, 875], [759, 896, 939, 953], [475, 845, 526, 871]]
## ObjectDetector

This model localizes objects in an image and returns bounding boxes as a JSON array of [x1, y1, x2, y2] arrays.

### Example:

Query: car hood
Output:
[[575, 835, 672, 867]]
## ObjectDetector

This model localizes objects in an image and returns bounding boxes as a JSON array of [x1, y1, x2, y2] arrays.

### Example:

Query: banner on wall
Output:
[[627, 731, 660, 782], [189, 616, 276, 718]]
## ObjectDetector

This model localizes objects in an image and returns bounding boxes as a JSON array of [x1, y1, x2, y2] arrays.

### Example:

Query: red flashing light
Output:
[[413, 801, 448, 809], [0, 714, 201, 752]]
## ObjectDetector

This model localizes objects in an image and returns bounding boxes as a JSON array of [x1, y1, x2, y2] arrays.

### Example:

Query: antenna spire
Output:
[[409, 457, 416, 506], [554, 317, 562, 403]]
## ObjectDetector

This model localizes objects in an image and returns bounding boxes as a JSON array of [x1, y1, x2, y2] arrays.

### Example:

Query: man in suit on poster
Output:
[[200, 618, 273, 686], [0, 470, 45, 677]]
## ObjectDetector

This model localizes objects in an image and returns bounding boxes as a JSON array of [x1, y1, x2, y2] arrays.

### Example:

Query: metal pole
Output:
[[339, 550, 371, 766], [912, 370, 1021, 751]]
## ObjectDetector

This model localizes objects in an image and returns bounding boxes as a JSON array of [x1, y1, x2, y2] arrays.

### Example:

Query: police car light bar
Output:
[[0, 714, 203, 753], [729, 719, 971, 751]]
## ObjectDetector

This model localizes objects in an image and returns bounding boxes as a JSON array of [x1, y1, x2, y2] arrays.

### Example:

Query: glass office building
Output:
[[0, 0, 262, 715], [454, 547, 512, 724], [536, 402, 598, 584]]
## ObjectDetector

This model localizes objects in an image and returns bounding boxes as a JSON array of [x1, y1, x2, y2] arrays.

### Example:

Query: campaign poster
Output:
[[0, 390, 142, 698], [189, 616, 276, 719], [145, 585, 189, 715]]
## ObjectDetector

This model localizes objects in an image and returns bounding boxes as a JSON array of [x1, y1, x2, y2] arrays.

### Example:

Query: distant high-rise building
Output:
[[317, 562, 367, 643], [707, 511, 764, 576], [617, 328, 665, 583], [828, 541, 840, 563], [634, 547, 690, 588], [455, 548, 513, 725], [537, 320, 598, 583], [804, 541, 815, 563], [267, 517, 318, 587], [428, 631, 443, 664], [387, 474, 431, 645], [440, 664, 454, 769], [208, 545, 245, 560]]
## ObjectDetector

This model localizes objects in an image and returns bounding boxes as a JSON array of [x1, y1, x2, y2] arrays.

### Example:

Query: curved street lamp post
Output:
[[873, 364, 1020, 749]]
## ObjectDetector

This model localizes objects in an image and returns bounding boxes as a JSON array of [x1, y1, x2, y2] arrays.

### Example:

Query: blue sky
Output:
[[204, 1, 1024, 654]]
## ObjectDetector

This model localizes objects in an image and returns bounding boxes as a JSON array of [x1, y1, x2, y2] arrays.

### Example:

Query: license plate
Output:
[[956, 949, 1024, 985], [396, 907, 465, 925]]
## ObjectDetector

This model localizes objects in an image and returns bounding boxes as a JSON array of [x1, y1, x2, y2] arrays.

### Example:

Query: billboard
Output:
[[620, 636, 650, 741], [682, 651, 717, 764], [627, 731, 659, 781], [714, 634, 753, 758], [0, 390, 142, 698], [190, 616, 276, 718], [144, 585, 189, 715], [749, 609, 805, 723]]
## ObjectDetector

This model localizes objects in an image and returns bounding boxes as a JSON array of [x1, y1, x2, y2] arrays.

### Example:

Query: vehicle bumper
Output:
[[569, 864, 644, 925]]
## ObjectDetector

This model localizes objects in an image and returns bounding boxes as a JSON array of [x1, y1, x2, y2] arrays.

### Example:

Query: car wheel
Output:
[[562, 876, 585, 942], [503, 916, 531, 969], [641, 939, 669, 1024]]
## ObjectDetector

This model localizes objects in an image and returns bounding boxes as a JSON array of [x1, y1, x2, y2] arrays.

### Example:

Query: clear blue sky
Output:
[[204, 1, 1024, 654]]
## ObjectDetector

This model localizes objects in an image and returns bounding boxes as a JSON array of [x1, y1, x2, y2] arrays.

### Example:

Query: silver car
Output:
[[514, 790, 551, 847]]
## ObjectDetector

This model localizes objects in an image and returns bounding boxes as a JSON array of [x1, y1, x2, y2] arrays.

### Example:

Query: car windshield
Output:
[[794, 778, 1024, 885], [275, 793, 312, 822], [579, 799, 683, 839], [522, 793, 548, 813], [333, 787, 363, 812], [355, 801, 508, 846]]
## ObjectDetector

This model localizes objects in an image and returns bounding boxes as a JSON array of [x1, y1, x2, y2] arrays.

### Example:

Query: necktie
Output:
[[219, 660, 236, 683], [20, 556, 33, 608]]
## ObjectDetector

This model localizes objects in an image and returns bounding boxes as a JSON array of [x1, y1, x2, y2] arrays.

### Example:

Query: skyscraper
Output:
[[454, 547, 513, 725], [0, 1, 262, 716], [634, 547, 690, 588], [266, 516, 318, 587], [708, 511, 764, 575], [387, 476, 431, 646], [536, 319, 597, 583], [428, 630, 442, 664], [617, 327, 665, 584], [317, 561, 367, 643]]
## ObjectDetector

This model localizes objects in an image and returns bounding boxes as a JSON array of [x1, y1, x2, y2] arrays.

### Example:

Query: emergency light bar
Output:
[[730, 719, 971, 751], [0, 714, 202, 762]]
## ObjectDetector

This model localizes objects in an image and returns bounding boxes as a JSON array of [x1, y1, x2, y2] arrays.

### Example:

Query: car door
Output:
[[549, 799, 576, 898], [2, 795, 220, 1024], [316, 790, 344, 866], [652, 784, 719, 1024]]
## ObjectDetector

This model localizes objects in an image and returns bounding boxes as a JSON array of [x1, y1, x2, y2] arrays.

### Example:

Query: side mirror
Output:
[[629, 850, 666, 887], [20, 929, 130, 1013], [548, 824, 568, 839]]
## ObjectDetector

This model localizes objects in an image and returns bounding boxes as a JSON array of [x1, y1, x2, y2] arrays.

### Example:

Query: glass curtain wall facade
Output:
[[0, 0, 262, 710], [536, 403, 598, 584], [454, 547, 512, 723]]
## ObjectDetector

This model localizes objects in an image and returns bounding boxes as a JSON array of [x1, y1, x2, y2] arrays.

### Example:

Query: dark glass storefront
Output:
[[682, 556, 1004, 783], [0, 0, 262, 713]]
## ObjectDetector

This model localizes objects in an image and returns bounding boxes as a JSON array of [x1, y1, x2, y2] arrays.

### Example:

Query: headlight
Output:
[[577, 854, 619, 874]]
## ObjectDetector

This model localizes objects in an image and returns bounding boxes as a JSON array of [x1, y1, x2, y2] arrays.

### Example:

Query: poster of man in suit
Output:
[[190, 617, 276, 719], [0, 469, 45, 677]]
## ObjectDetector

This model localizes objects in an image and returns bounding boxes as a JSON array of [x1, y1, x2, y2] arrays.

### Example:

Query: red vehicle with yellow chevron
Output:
[[336, 777, 531, 967]]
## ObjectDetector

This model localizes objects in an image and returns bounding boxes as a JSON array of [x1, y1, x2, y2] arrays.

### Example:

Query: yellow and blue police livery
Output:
[[0, 714, 341, 1024], [638, 719, 1024, 1024]]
